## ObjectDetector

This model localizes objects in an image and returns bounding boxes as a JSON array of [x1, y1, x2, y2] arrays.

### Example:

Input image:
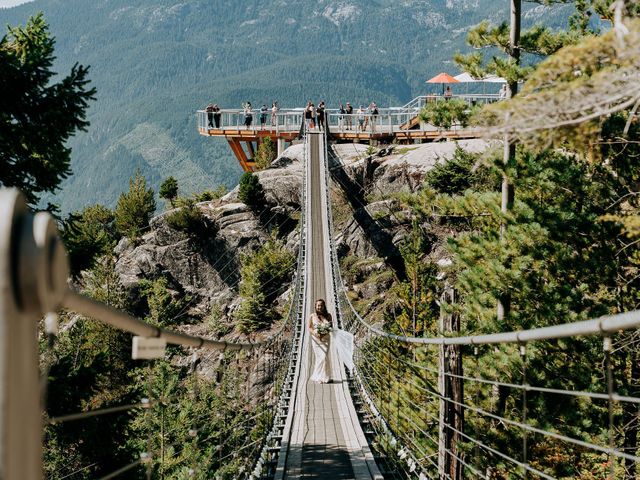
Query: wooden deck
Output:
[[198, 125, 481, 172]]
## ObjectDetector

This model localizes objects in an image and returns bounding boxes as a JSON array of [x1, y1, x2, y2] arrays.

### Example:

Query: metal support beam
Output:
[[245, 140, 255, 159], [227, 138, 252, 172], [0, 189, 68, 480], [277, 138, 286, 157]]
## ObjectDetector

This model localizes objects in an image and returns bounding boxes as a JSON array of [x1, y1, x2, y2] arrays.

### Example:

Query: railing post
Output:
[[0, 189, 67, 480], [438, 273, 463, 480]]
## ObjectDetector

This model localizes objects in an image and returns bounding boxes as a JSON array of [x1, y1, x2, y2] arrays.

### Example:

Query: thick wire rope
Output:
[[420, 379, 640, 464], [372, 344, 640, 464], [95, 459, 144, 480], [47, 402, 148, 424], [355, 339, 562, 479], [399, 358, 640, 405], [54, 462, 99, 480]]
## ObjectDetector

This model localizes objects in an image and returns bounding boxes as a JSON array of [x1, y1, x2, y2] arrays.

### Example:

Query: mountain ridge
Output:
[[0, 0, 574, 213]]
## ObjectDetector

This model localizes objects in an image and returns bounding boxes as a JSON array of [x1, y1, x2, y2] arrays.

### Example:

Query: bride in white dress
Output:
[[308, 299, 332, 383]]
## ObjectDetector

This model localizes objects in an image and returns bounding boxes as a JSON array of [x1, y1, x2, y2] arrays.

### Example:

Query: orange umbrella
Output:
[[426, 72, 459, 95], [426, 72, 460, 84]]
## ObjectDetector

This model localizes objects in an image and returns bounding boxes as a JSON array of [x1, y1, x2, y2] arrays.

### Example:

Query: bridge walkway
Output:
[[278, 133, 382, 479]]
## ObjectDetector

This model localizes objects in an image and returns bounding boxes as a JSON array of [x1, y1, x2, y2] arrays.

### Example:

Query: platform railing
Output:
[[196, 94, 503, 134], [197, 109, 304, 133], [401, 93, 502, 112], [197, 109, 476, 136]]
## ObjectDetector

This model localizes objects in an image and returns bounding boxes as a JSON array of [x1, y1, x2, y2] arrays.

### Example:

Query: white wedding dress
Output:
[[310, 314, 331, 383]]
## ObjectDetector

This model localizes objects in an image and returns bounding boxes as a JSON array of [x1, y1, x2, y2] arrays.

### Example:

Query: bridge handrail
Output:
[[197, 95, 501, 117], [63, 290, 274, 351], [1, 187, 302, 352], [339, 291, 640, 345]]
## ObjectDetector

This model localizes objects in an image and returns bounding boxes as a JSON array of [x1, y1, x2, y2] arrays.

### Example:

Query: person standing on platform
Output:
[[260, 104, 268, 129], [243, 102, 253, 128], [338, 104, 346, 130], [205, 103, 215, 128], [357, 105, 365, 132], [308, 299, 332, 384], [304, 101, 313, 130], [310, 103, 317, 129], [271, 101, 279, 127], [212, 104, 221, 128], [444, 86, 453, 100], [369, 101, 379, 133], [316, 101, 326, 131], [345, 102, 353, 130]]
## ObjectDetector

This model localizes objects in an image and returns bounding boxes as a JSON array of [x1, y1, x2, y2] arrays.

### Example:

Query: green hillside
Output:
[[0, 0, 574, 213]]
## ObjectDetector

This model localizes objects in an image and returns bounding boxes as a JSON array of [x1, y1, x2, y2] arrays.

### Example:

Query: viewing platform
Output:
[[197, 94, 502, 172]]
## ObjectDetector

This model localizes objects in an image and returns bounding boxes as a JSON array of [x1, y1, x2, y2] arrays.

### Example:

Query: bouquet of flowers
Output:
[[315, 320, 332, 336]]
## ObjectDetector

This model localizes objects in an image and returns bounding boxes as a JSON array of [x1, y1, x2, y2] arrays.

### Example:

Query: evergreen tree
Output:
[[62, 204, 119, 276], [192, 185, 227, 202], [165, 197, 214, 238], [423, 145, 498, 196], [419, 99, 477, 130], [254, 138, 277, 171], [0, 13, 95, 207], [486, 14, 640, 476], [235, 236, 295, 333], [114, 170, 156, 240], [238, 172, 267, 213], [385, 221, 439, 337], [45, 255, 135, 478], [159, 176, 179, 207], [138, 277, 189, 328]]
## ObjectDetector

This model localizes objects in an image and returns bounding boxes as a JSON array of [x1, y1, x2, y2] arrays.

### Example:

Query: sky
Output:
[[0, 0, 35, 8]]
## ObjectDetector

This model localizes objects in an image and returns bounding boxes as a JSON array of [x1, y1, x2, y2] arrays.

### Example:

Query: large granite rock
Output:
[[111, 140, 492, 328], [222, 144, 304, 214], [330, 139, 494, 260], [331, 139, 494, 197], [114, 146, 305, 323]]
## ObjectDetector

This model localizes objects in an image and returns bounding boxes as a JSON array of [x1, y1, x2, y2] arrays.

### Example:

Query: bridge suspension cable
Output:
[[323, 143, 640, 479], [3, 119, 640, 478], [0, 181, 307, 479]]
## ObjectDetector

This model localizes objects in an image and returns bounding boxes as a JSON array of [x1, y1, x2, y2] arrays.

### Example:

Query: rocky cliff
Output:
[[329, 139, 493, 318], [111, 139, 492, 337]]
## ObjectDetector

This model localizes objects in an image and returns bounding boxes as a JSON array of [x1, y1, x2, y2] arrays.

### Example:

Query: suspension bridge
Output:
[[1, 127, 639, 479]]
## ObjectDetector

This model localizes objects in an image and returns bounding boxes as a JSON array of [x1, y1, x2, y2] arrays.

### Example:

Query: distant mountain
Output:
[[0, 0, 574, 213]]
